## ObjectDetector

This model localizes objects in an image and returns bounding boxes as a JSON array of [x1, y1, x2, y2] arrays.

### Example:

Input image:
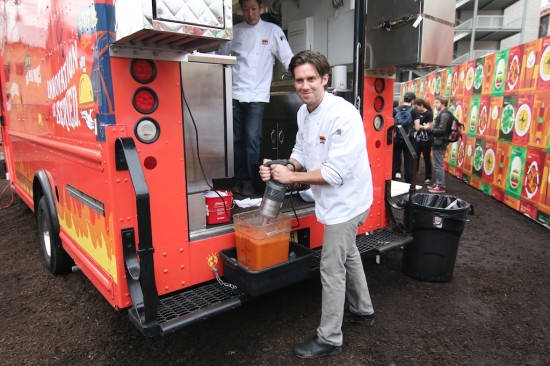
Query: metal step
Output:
[[356, 227, 413, 255], [129, 282, 246, 336], [310, 227, 413, 271], [129, 227, 411, 336]]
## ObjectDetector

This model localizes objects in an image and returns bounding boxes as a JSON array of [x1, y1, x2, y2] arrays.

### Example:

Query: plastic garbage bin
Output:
[[402, 193, 473, 282]]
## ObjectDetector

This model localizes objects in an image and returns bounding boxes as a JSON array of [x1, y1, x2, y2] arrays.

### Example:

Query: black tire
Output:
[[37, 197, 73, 274]]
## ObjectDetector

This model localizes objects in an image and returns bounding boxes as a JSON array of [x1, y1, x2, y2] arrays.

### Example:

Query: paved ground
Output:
[[0, 172, 549, 365]]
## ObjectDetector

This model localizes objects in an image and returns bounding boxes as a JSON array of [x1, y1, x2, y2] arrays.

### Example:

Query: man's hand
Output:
[[259, 159, 272, 182], [259, 159, 294, 184]]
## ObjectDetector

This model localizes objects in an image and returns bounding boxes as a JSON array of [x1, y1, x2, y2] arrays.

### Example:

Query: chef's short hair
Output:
[[239, 0, 261, 6], [289, 51, 330, 90]]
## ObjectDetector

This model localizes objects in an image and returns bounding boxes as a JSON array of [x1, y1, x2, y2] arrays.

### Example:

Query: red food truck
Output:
[[0, 0, 454, 335]]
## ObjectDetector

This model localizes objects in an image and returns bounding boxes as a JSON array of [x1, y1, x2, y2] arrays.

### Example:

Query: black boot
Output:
[[293, 335, 342, 358]]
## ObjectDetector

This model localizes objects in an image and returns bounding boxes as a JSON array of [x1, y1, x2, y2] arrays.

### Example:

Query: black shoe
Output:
[[240, 181, 255, 196], [343, 309, 375, 326], [231, 181, 242, 194], [293, 336, 341, 359]]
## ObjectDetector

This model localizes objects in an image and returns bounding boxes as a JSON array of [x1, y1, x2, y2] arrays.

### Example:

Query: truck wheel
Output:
[[37, 197, 73, 274]]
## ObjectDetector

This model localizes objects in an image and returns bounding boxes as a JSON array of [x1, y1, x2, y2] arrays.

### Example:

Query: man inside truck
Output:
[[259, 50, 375, 359], [219, 0, 293, 196]]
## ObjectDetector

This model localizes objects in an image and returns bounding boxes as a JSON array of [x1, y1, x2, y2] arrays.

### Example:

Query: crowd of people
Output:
[[393, 92, 454, 193]]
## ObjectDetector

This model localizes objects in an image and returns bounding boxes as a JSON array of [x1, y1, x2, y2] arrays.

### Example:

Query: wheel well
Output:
[[33, 178, 44, 213], [33, 170, 60, 235]]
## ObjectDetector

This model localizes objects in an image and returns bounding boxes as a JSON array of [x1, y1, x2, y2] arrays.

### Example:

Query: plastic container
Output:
[[220, 243, 313, 297], [402, 193, 473, 282], [204, 190, 232, 225], [233, 210, 292, 271]]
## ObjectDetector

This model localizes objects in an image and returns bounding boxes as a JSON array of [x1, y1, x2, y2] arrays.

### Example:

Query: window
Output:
[[539, 15, 549, 38]]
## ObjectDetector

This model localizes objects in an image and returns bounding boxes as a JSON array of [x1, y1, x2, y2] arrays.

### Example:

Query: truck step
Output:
[[129, 228, 411, 336], [129, 282, 245, 336], [356, 227, 413, 255], [310, 227, 413, 271]]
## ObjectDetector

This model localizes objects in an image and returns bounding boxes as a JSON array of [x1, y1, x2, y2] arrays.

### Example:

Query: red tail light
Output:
[[374, 96, 385, 112], [133, 87, 158, 114], [131, 59, 156, 84]]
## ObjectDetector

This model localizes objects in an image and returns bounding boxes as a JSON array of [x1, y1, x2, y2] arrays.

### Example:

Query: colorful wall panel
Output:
[[400, 36, 550, 229]]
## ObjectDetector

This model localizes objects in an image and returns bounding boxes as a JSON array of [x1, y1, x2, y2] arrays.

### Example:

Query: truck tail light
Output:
[[372, 78, 386, 130], [374, 96, 385, 112], [131, 59, 156, 84], [133, 87, 158, 114]]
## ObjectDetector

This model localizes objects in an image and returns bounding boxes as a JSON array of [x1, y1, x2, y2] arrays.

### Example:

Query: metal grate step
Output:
[[356, 228, 413, 255], [310, 227, 413, 271], [129, 282, 245, 336]]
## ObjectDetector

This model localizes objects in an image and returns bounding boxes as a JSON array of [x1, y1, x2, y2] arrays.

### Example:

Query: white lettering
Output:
[[46, 41, 78, 99], [52, 85, 80, 131], [26, 65, 42, 86]]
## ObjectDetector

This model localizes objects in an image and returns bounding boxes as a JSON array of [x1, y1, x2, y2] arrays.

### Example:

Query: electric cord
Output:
[[287, 187, 301, 229], [0, 182, 14, 209], [181, 87, 232, 223], [332, 0, 343, 8], [268, 0, 282, 23]]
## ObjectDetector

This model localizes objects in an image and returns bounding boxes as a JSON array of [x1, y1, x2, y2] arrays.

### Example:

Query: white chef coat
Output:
[[291, 93, 373, 225], [219, 19, 293, 103]]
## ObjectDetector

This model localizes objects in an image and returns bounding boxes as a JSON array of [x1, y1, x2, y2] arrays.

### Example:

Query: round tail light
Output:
[[374, 95, 385, 112], [131, 59, 156, 84], [133, 87, 158, 114]]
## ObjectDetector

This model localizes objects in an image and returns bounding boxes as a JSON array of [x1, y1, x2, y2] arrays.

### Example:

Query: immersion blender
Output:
[[259, 159, 293, 223]]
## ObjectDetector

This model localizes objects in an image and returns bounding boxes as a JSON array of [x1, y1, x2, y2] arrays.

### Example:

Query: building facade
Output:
[[540, 4, 550, 37], [454, 0, 541, 64]]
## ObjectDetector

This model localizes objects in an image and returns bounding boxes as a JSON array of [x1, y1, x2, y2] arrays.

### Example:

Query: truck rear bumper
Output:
[[130, 227, 413, 336]]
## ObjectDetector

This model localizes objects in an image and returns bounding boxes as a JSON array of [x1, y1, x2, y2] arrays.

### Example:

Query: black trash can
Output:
[[402, 193, 472, 282]]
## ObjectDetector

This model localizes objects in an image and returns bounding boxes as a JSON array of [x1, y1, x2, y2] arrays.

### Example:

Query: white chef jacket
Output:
[[291, 93, 373, 225], [219, 19, 293, 103]]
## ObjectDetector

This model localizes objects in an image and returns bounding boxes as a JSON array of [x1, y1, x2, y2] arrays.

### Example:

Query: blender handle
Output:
[[264, 159, 289, 167], [264, 159, 295, 172]]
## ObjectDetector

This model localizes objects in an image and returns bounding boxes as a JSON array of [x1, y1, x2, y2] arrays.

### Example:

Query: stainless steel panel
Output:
[[155, 0, 226, 28], [181, 62, 230, 194], [421, 18, 455, 68], [188, 192, 207, 231], [187, 53, 236, 65], [365, 0, 455, 69], [224, 65, 234, 177], [113, 0, 232, 52]]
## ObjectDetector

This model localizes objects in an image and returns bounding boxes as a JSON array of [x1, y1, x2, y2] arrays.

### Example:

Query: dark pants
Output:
[[415, 139, 432, 181], [432, 148, 446, 187], [392, 139, 413, 183], [233, 100, 265, 182]]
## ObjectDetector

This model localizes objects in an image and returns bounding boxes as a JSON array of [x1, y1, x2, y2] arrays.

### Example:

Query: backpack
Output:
[[394, 106, 414, 141], [442, 111, 463, 143]]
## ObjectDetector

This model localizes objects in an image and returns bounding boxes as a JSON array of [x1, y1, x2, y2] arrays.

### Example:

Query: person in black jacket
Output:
[[413, 98, 434, 185], [422, 96, 452, 193], [392, 92, 420, 183]]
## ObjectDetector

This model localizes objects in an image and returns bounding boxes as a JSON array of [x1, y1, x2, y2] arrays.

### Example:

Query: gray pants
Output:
[[317, 209, 374, 346], [432, 148, 446, 187]]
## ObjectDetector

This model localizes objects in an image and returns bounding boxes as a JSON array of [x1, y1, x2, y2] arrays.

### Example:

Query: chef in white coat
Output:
[[219, 0, 293, 196]]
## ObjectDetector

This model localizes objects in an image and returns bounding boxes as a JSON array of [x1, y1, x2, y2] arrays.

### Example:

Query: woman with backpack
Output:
[[413, 98, 433, 185]]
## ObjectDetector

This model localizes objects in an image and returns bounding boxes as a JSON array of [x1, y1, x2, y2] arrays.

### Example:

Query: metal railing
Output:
[[456, 0, 471, 8], [455, 15, 522, 30], [453, 49, 497, 64]]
